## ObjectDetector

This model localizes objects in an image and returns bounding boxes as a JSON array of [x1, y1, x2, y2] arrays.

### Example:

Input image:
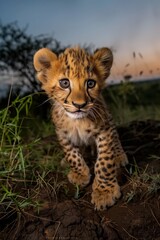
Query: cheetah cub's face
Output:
[[34, 47, 113, 119]]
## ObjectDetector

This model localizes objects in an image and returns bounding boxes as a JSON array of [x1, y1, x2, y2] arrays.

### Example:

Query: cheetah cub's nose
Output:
[[72, 101, 87, 109]]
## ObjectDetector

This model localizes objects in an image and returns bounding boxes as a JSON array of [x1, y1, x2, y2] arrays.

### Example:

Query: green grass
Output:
[[0, 93, 65, 215], [110, 104, 160, 125], [125, 160, 160, 203], [104, 80, 160, 124]]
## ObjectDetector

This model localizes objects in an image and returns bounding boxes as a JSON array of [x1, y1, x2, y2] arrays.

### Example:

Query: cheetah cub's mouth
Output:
[[65, 109, 88, 119]]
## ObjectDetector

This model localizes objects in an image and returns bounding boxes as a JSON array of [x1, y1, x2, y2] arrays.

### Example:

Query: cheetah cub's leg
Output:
[[59, 137, 91, 187], [112, 128, 128, 168], [107, 112, 128, 168], [91, 129, 121, 210]]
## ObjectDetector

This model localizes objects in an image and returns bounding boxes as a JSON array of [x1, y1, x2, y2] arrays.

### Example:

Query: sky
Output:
[[0, 0, 160, 81]]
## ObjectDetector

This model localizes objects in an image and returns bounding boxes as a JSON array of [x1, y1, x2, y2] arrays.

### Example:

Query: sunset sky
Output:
[[0, 0, 160, 81]]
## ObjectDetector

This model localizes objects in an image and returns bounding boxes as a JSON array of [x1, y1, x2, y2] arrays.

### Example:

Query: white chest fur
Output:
[[53, 105, 97, 147], [63, 118, 95, 146]]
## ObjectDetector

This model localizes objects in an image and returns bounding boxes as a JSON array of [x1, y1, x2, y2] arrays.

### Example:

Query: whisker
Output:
[[92, 105, 106, 123], [94, 103, 107, 117], [58, 105, 66, 120], [37, 97, 52, 107], [53, 102, 66, 121], [94, 109, 104, 123], [88, 108, 97, 122]]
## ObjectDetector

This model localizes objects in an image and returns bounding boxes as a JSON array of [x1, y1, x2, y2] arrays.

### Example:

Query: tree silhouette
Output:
[[0, 22, 65, 92]]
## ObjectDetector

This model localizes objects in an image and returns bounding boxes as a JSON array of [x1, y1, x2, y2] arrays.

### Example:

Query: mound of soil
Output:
[[1, 120, 160, 240]]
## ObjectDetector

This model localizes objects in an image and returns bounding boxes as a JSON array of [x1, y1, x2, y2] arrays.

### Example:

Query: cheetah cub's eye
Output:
[[87, 79, 96, 89], [59, 78, 70, 89]]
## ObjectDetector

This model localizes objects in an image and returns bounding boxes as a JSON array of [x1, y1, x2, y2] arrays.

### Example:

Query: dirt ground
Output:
[[1, 120, 160, 240]]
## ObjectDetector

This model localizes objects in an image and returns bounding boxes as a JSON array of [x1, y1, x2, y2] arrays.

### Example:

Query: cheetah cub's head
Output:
[[33, 47, 113, 119]]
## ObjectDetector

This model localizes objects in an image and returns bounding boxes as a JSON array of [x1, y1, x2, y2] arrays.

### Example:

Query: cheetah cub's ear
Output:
[[33, 48, 57, 83], [93, 48, 113, 82]]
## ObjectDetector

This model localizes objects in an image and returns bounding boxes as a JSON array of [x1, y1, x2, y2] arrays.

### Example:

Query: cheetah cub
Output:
[[33, 47, 128, 210]]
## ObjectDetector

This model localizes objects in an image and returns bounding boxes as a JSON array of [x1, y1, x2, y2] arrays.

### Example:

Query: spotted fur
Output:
[[33, 47, 128, 210]]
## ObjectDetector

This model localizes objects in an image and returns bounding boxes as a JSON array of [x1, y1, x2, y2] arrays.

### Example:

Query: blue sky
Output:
[[0, 0, 160, 79]]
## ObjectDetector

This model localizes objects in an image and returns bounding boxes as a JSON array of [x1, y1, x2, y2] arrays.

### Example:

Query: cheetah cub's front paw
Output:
[[67, 165, 91, 187], [91, 179, 121, 210]]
